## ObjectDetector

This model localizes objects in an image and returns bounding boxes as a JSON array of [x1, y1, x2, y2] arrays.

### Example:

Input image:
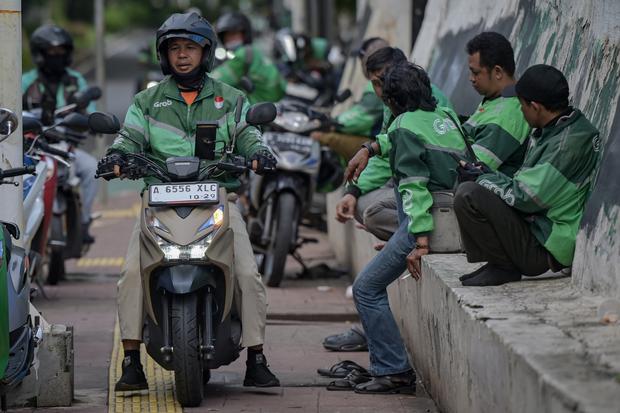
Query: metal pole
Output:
[[0, 0, 25, 244], [94, 0, 108, 205]]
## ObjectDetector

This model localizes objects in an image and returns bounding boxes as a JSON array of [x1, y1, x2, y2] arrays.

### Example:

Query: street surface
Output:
[[13, 189, 437, 413]]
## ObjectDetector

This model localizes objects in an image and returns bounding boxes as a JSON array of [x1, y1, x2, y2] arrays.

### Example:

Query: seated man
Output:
[[455, 64, 600, 286], [464, 32, 531, 177], [341, 62, 470, 393], [310, 37, 388, 161]]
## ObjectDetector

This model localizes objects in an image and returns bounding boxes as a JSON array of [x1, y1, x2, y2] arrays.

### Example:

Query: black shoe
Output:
[[461, 265, 521, 286], [323, 326, 368, 352], [114, 356, 148, 391], [354, 370, 416, 394], [244, 353, 280, 387], [458, 263, 489, 281], [81, 223, 95, 244]]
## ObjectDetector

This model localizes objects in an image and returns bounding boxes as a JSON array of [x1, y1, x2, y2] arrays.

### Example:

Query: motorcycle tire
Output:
[[171, 293, 204, 407], [262, 192, 298, 288], [47, 248, 65, 286]]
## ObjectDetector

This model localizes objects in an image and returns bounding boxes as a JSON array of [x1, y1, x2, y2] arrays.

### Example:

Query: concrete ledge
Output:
[[389, 255, 620, 413]]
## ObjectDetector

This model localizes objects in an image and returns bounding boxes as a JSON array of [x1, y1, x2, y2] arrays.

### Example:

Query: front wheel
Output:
[[262, 192, 299, 287], [171, 293, 203, 407]]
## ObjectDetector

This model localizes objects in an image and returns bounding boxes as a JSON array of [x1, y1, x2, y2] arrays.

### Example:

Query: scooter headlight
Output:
[[196, 206, 224, 233]]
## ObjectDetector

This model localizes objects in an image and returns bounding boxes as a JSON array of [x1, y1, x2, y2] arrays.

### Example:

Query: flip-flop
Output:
[[326, 369, 372, 391], [322, 326, 368, 352], [317, 360, 369, 378], [353, 376, 415, 395]]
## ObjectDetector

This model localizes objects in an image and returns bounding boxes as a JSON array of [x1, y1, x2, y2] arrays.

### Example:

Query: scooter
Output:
[[0, 110, 43, 413], [247, 91, 350, 287], [91, 99, 276, 407]]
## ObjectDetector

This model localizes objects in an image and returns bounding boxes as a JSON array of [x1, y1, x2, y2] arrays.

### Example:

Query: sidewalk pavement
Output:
[[14, 191, 437, 413]]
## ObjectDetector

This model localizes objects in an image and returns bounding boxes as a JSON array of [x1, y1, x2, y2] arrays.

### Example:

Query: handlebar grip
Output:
[[0, 166, 36, 178], [94, 170, 117, 179]]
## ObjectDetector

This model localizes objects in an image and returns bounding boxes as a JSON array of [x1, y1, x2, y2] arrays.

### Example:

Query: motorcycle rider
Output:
[[213, 11, 287, 104], [98, 12, 280, 391], [22, 24, 99, 244]]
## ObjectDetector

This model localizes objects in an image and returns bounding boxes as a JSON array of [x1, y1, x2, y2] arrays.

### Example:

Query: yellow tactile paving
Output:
[[76, 257, 125, 268], [108, 319, 183, 413]]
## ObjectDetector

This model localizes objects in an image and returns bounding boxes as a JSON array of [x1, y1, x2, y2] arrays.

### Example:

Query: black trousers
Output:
[[454, 181, 557, 276]]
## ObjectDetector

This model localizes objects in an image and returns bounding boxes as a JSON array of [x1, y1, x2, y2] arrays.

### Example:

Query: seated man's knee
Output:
[[454, 181, 482, 211]]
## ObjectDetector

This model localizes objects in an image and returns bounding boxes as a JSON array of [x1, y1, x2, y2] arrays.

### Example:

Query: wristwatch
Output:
[[361, 141, 376, 157]]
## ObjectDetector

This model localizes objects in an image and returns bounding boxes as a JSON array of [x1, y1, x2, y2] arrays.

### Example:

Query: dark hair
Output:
[[365, 47, 407, 74], [466, 32, 515, 76], [540, 99, 569, 112], [359, 37, 383, 56], [382, 62, 437, 114]]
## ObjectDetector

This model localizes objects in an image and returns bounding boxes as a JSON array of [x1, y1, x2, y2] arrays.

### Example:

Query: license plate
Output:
[[149, 182, 219, 206]]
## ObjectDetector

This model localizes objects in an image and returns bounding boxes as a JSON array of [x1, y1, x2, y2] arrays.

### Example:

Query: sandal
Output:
[[317, 360, 368, 378], [326, 369, 371, 391], [322, 326, 368, 352], [353, 373, 416, 395]]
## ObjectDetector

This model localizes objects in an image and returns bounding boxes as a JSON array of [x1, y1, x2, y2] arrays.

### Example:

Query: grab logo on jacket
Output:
[[477, 178, 516, 206], [154, 99, 173, 108], [433, 118, 457, 135]]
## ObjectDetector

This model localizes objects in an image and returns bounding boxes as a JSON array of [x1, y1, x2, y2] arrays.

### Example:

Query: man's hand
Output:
[[406, 236, 429, 280], [456, 160, 491, 183], [335, 194, 357, 223], [96, 152, 125, 180], [310, 131, 324, 141], [344, 147, 370, 183], [250, 151, 277, 174]]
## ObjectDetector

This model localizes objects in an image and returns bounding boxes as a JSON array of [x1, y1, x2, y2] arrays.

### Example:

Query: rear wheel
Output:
[[262, 192, 298, 287], [171, 293, 203, 407]]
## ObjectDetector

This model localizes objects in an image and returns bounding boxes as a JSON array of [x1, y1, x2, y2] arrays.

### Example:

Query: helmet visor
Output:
[[158, 32, 211, 50]]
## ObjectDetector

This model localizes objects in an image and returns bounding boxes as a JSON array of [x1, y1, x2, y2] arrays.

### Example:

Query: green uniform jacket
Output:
[[335, 81, 384, 137], [348, 84, 455, 196], [475, 109, 600, 266], [377, 106, 468, 235], [463, 95, 531, 177], [22, 68, 96, 112], [108, 75, 267, 190], [212, 45, 287, 104]]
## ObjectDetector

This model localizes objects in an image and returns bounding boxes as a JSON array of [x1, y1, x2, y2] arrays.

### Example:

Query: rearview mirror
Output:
[[0, 108, 19, 143], [89, 112, 121, 134], [60, 112, 90, 132], [245, 103, 277, 126]]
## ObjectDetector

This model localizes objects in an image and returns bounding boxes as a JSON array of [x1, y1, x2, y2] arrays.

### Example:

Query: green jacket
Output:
[[476, 109, 600, 266], [349, 84, 455, 196], [463, 95, 531, 177], [211, 45, 287, 104], [335, 81, 384, 137], [377, 106, 468, 235], [108, 75, 266, 190], [22, 68, 96, 112]]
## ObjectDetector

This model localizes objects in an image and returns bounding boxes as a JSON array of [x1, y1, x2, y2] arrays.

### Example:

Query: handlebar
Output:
[[0, 165, 36, 179], [34, 140, 74, 160]]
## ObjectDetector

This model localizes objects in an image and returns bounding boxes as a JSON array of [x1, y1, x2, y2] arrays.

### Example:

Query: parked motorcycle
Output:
[[0, 110, 43, 412], [247, 91, 350, 287], [91, 100, 276, 407]]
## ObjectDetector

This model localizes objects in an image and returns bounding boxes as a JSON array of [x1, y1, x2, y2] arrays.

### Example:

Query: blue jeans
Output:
[[352, 189, 415, 376]]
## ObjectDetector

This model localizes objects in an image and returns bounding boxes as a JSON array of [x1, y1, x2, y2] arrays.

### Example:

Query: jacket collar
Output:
[[163, 75, 215, 103], [534, 107, 580, 140]]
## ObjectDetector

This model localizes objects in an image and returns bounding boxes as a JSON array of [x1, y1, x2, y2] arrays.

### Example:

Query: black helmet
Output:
[[156, 12, 217, 74], [215, 12, 252, 44], [30, 25, 74, 68]]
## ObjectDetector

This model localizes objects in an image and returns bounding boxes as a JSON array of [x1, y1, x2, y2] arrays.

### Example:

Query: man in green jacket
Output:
[[99, 12, 280, 391], [212, 12, 286, 104], [455, 64, 600, 286], [464, 32, 531, 177], [340, 62, 469, 394]]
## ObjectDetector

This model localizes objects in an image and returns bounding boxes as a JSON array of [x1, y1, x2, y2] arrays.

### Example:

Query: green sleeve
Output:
[[390, 128, 434, 235], [231, 99, 266, 157], [108, 100, 149, 155], [476, 152, 576, 214], [22, 70, 37, 94], [349, 154, 392, 195], [211, 52, 245, 88], [335, 85, 383, 136], [471, 124, 527, 170]]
